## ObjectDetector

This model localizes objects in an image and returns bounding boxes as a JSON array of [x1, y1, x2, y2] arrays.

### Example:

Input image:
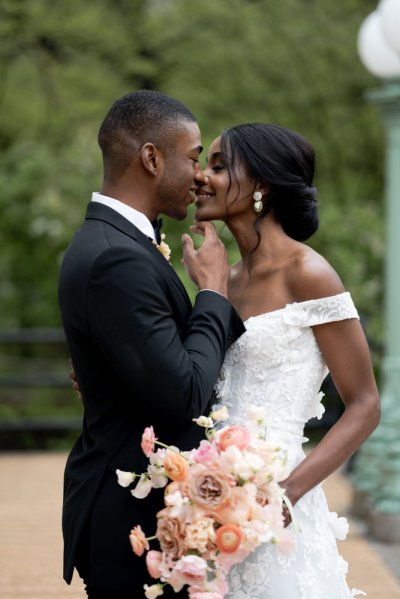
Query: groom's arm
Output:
[[87, 245, 244, 428]]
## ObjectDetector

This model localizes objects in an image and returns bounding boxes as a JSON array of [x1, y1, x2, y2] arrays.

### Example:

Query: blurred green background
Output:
[[0, 0, 385, 446]]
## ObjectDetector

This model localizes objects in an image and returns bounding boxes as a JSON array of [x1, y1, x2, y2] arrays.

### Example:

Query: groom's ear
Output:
[[140, 142, 163, 177]]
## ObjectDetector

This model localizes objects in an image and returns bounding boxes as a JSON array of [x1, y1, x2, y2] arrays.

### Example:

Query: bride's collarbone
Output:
[[228, 279, 295, 322]]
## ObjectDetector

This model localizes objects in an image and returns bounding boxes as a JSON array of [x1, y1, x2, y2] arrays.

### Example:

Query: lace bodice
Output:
[[215, 292, 358, 446], [214, 292, 365, 599]]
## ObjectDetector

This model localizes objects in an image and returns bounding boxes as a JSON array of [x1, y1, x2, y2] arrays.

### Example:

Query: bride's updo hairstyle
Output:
[[220, 123, 319, 241]]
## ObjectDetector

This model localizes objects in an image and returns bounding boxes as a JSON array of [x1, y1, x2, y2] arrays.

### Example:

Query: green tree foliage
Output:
[[0, 0, 385, 342]]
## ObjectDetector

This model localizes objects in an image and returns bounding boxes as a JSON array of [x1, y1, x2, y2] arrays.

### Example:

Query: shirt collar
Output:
[[91, 192, 156, 241]]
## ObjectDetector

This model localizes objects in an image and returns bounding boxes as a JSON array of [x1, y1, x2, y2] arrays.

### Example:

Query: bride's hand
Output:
[[282, 504, 292, 528], [69, 358, 82, 400]]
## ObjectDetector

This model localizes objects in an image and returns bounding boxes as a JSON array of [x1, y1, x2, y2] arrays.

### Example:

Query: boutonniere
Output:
[[152, 233, 171, 262]]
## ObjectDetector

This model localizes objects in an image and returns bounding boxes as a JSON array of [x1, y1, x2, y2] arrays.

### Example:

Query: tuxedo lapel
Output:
[[85, 202, 192, 312]]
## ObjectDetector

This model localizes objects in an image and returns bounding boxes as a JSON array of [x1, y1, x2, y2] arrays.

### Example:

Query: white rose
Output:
[[115, 469, 134, 488]]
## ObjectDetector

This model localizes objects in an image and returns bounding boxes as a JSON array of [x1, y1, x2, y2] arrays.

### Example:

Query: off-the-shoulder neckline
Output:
[[243, 291, 351, 325]]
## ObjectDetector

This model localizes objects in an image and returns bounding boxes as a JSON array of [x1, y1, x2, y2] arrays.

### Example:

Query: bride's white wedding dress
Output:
[[215, 292, 365, 599]]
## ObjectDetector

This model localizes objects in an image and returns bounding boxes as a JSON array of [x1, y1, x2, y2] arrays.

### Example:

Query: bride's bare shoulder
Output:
[[287, 246, 345, 302]]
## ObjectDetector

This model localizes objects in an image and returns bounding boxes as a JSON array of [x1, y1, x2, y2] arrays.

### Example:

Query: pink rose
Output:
[[189, 593, 224, 599], [146, 550, 163, 579], [141, 426, 157, 457], [192, 440, 218, 466], [188, 576, 228, 598], [217, 425, 250, 451], [172, 555, 207, 586]]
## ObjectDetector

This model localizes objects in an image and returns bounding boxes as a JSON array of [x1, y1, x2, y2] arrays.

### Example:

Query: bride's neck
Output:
[[226, 214, 289, 271]]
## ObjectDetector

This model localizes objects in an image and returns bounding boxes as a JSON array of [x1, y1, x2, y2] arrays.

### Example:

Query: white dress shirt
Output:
[[91, 192, 156, 241]]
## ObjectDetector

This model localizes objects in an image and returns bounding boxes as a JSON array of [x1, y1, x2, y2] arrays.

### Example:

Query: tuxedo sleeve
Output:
[[87, 246, 245, 427]]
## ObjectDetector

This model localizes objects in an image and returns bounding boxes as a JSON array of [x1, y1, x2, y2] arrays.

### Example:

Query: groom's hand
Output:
[[182, 221, 229, 297]]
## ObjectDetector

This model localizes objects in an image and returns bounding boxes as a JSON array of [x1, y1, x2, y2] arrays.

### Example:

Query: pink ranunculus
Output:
[[188, 574, 228, 597], [217, 425, 250, 451], [215, 524, 244, 553], [129, 525, 149, 556], [141, 426, 157, 457], [146, 550, 163, 579], [172, 555, 208, 586]]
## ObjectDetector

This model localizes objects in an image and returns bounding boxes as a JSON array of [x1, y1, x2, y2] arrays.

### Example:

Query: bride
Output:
[[191, 123, 380, 598]]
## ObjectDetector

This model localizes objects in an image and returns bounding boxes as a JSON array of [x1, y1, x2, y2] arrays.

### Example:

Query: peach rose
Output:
[[215, 524, 244, 553], [129, 525, 149, 556], [145, 550, 163, 579], [164, 450, 189, 482], [213, 486, 255, 525], [188, 465, 232, 509], [217, 425, 250, 451], [156, 514, 186, 557]]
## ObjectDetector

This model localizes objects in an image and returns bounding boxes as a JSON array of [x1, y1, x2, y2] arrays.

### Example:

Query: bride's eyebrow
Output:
[[206, 151, 225, 163]]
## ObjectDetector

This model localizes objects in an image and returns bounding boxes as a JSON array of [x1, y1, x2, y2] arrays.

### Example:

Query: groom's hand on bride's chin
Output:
[[181, 221, 229, 297]]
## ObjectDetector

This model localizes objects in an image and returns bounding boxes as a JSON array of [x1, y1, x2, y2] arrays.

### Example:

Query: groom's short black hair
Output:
[[98, 90, 197, 182]]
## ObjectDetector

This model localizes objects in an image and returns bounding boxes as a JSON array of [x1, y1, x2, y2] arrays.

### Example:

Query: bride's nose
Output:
[[194, 168, 209, 186]]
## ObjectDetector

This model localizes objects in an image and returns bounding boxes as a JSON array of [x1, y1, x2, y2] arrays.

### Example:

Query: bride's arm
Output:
[[281, 256, 380, 513]]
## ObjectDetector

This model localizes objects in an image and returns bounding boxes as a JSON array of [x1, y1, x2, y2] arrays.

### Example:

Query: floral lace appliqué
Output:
[[215, 292, 363, 599]]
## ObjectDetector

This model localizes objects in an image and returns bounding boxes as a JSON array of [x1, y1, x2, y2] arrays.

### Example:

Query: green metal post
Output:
[[352, 80, 400, 541]]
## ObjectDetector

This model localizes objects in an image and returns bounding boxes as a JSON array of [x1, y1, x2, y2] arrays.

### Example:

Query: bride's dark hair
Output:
[[220, 123, 319, 241]]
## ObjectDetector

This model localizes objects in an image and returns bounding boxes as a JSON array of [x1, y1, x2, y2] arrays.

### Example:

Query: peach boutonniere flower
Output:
[[152, 233, 171, 261]]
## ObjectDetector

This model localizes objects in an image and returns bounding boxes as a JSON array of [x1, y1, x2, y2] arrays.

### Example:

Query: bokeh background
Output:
[[0, 0, 385, 447]]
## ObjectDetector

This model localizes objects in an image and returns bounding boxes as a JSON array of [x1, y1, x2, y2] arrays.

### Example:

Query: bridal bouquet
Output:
[[116, 406, 296, 599]]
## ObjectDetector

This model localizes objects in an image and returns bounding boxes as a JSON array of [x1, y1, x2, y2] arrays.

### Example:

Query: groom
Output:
[[58, 90, 245, 598]]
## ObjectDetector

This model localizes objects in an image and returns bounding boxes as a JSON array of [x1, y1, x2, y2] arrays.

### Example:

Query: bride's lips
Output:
[[194, 191, 214, 205]]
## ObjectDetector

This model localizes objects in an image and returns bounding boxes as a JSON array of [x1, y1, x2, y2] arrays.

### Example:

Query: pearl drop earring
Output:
[[253, 191, 263, 213]]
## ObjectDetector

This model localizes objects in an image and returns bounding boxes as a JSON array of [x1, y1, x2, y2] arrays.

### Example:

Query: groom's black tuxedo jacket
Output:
[[58, 201, 245, 593]]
